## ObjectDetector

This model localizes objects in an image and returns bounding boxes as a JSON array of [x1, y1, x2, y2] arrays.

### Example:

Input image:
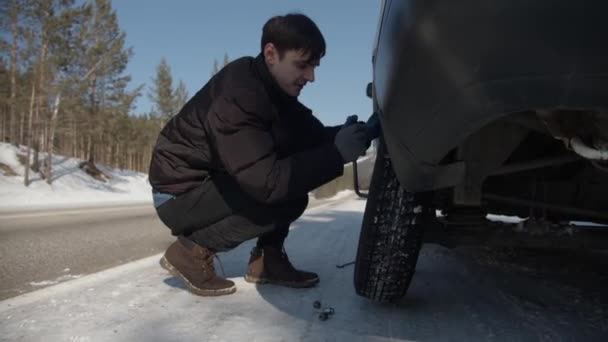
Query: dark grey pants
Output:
[[155, 175, 308, 252]]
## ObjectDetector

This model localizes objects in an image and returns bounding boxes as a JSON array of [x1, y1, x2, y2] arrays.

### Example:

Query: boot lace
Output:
[[197, 252, 227, 278]]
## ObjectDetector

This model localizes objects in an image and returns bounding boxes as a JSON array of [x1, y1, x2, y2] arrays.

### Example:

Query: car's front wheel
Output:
[[354, 139, 435, 302]]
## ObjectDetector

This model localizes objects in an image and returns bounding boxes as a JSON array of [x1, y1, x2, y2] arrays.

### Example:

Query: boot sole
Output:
[[244, 274, 319, 288], [160, 256, 237, 296]]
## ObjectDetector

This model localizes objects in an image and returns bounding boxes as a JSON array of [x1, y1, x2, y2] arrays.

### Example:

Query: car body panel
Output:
[[373, 0, 608, 192]]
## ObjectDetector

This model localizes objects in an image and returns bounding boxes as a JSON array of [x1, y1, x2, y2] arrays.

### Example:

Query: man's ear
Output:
[[263, 43, 279, 66]]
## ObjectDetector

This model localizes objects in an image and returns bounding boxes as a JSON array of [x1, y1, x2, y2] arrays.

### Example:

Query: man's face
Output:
[[264, 44, 319, 97]]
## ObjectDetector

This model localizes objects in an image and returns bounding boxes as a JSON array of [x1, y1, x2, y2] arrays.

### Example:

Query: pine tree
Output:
[[223, 52, 229, 67], [148, 57, 174, 125], [173, 79, 188, 113], [78, 0, 133, 171], [211, 58, 219, 77], [23, 0, 61, 184], [0, 1, 22, 144], [41, 0, 86, 183], [0, 0, 184, 178], [149, 58, 189, 127], [211, 53, 230, 76]]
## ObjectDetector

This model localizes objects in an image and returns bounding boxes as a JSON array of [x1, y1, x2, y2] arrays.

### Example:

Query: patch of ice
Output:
[[299, 215, 334, 223], [570, 221, 608, 227], [29, 274, 83, 287], [486, 214, 526, 224], [30, 280, 58, 287], [329, 189, 355, 201]]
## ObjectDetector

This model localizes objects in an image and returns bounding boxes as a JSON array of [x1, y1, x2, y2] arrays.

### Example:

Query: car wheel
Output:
[[354, 138, 434, 302]]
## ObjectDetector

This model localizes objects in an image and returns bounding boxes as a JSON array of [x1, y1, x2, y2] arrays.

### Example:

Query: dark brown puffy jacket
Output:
[[148, 54, 344, 204]]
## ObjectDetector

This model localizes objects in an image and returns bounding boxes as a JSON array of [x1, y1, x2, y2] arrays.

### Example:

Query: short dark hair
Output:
[[261, 13, 326, 62]]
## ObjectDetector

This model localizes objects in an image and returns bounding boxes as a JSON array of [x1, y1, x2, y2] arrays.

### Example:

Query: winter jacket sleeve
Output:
[[323, 125, 342, 142], [292, 103, 341, 143], [206, 89, 344, 204]]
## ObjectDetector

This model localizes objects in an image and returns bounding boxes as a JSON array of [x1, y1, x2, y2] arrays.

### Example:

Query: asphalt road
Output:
[[0, 197, 343, 300], [0, 204, 173, 300]]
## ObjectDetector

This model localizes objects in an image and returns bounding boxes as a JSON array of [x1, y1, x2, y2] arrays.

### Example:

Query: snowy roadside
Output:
[[0, 143, 153, 211], [0, 142, 363, 212], [0, 198, 370, 342]]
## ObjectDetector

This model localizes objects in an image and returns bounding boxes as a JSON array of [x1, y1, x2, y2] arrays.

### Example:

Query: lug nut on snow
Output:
[[318, 312, 329, 321], [323, 307, 335, 315], [313, 300, 321, 309]]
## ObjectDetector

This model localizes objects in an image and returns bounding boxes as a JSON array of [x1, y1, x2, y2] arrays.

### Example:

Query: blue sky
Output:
[[112, 0, 382, 126]]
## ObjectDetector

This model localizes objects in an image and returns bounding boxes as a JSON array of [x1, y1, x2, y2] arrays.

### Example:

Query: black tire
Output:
[[354, 139, 434, 303]]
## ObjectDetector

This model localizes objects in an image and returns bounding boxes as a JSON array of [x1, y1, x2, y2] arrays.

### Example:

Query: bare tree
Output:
[[8, 1, 19, 144], [24, 81, 35, 186]]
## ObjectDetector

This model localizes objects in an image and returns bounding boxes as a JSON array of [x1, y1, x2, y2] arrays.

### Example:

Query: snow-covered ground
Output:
[[2, 197, 607, 341], [0, 143, 152, 210]]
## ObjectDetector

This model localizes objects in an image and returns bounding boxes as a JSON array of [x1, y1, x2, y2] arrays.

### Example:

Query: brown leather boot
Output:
[[244, 246, 319, 288], [160, 237, 236, 296]]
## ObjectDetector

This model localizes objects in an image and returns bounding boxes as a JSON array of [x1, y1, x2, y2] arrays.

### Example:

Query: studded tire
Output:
[[354, 139, 434, 303]]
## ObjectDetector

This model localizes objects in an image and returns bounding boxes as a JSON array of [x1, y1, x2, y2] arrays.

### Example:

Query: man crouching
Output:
[[149, 13, 368, 296]]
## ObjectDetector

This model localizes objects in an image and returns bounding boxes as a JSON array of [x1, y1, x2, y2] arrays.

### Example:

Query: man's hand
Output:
[[334, 123, 368, 163]]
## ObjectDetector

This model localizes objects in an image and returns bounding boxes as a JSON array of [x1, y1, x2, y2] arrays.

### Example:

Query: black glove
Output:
[[334, 123, 368, 163], [344, 114, 358, 126]]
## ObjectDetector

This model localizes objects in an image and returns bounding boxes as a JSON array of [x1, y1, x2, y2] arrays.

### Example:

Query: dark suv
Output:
[[354, 0, 608, 302]]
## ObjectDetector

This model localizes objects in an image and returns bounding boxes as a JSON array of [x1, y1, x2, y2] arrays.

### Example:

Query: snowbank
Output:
[[0, 143, 152, 210]]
